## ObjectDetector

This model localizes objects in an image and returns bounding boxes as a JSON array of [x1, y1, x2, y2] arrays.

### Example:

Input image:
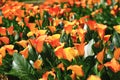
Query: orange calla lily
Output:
[[114, 25, 120, 34], [114, 48, 120, 60], [96, 23, 107, 39], [29, 35, 46, 53], [16, 16, 22, 22], [64, 25, 73, 34], [57, 63, 65, 71], [87, 20, 97, 30], [42, 71, 55, 80], [48, 26, 56, 33], [0, 27, 6, 36], [71, 30, 78, 43], [91, 9, 102, 17], [0, 55, 2, 65], [77, 28, 86, 42], [87, 75, 101, 80], [96, 49, 105, 64], [4, 45, 17, 55], [81, 0, 86, 8], [27, 23, 37, 31], [24, 16, 29, 25], [0, 47, 6, 58], [46, 34, 61, 47], [15, 9, 25, 17], [75, 0, 81, 7], [36, 35, 46, 53], [20, 47, 29, 58], [0, 16, 2, 24], [27, 31, 34, 37], [104, 58, 120, 73], [74, 42, 86, 56], [63, 47, 78, 61], [79, 15, 89, 24], [16, 40, 28, 48], [67, 65, 84, 77], [68, 0, 74, 6], [34, 59, 42, 69], [0, 36, 9, 44], [53, 19, 62, 26], [103, 35, 111, 43], [107, 0, 112, 5], [29, 38, 36, 48], [7, 26, 14, 35], [27, 30, 47, 37], [54, 43, 65, 59], [35, 20, 43, 27], [4, 44, 14, 50], [35, 30, 47, 37], [98, 64, 104, 71]]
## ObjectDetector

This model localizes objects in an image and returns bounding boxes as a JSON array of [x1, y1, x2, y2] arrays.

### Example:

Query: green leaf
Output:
[[64, 75, 72, 80], [105, 68, 120, 80], [48, 74, 54, 80], [60, 33, 73, 47], [28, 45, 38, 61], [8, 53, 37, 80], [22, 26, 30, 40], [41, 43, 59, 67], [100, 68, 110, 80], [112, 32, 120, 47], [92, 41, 103, 54], [82, 56, 96, 79], [55, 68, 62, 80], [60, 59, 71, 67], [0, 54, 12, 74], [116, 17, 120, 24]]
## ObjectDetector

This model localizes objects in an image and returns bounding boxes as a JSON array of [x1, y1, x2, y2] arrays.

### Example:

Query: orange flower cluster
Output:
[[0, 0, 120, 80]]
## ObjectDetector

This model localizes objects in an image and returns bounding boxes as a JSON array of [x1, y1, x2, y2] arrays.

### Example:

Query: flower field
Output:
[[0, 0, 120, 80]]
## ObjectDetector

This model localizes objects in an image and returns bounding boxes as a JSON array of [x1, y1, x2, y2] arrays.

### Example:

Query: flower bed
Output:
[[0, 0, 120, 80]]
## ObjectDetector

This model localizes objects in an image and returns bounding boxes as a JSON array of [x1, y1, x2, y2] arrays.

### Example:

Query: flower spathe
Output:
[[104, 58, 120, 73], [87, 75, 101, 80], [67, 65, 84, 77], [0, 0, 120, 80]]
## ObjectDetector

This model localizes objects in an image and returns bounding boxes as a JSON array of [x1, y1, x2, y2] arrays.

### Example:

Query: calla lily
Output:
[[20, 46, 29, 58], [7, 26, 14, 35], [87, 75, 101, 80], [0, 47, 6, 58], [46, 34, 61, 47], [0, 27, 6, 36], [103, 35, 111, 43], [63, 47, 78, 61], [48, 26, 56, 33], [74, 42, 86, 56], [0, 55, 2, 65], [67, 65, 84, 77], [114, 48, 120, 60], [96, 23, 107, 39], [5, 46, 17, 56], [104, 58, 120, 73], [16, 40, 28, 48], [54, 43, 65, 59], [57, 63, 65, 71], [42, 71, 55, 80], [0, 16, 2, 24], [87, 20, 97, 30], [114, 25, 120, 34], [34, 59, 42, 69], [96, 49, 105, 64], [0, 36, 9, 45]]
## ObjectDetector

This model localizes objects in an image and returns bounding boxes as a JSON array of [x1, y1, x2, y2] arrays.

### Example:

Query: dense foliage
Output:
[[0, 0, 120, 80]]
